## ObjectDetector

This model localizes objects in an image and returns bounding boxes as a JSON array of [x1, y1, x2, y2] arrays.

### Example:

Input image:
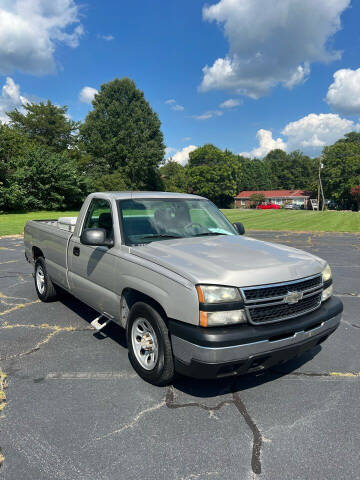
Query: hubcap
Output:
[[36, 265, 45, 294], [131, 317, 158, 370]]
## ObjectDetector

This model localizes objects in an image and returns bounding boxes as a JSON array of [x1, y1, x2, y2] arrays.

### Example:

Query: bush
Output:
[[1, 146, 86, 211]]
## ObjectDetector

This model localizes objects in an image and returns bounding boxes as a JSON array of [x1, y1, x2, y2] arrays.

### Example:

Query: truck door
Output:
[[68, 198, 119, 318]]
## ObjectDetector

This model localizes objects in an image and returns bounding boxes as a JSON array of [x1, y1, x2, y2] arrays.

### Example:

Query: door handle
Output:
[[73, 246, 80, 257]]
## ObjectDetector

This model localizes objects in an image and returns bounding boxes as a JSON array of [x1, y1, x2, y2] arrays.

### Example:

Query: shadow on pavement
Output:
[[172, 346, 321, 398], [57, 290, 322, 398]]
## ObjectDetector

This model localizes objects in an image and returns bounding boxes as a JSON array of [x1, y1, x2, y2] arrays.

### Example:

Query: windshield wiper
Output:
[[193, 232, 228, 237], [138, 234, 182, 241]]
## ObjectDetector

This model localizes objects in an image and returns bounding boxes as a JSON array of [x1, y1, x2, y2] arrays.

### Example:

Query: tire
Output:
[[34, 257, 59, 302], [127, 302, 174, 386]]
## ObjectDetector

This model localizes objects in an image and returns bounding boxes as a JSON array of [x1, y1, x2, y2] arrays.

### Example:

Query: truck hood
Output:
[[130, 235, 326, 287]]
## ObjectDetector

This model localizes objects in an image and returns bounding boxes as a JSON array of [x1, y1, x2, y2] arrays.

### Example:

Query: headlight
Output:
[[322, 284, 333, 302], [196, 285, 246, 327], [204, 309, 247, 327], [321, 264, 333, 301], [322, 264, 332, 283], [196, 285, 241, 303]]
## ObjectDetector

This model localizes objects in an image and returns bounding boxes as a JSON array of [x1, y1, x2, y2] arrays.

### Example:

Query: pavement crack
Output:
[[232, 389, 262, 476], [0, 368, 7, 468], [336, 293, 360, 298], [176, 472, 219, 480], [0, 291, 41, 318], [341, 318, 360, 329], [165, 385, 233, 412], [0, 368, 7, 413], [166, 386, 262, 476], [270, 369, 360, 378], [34, 371, 138, 382], [0, 300, 40, 317], [0, 324, 91, 360], [95, 398, 167, 440]]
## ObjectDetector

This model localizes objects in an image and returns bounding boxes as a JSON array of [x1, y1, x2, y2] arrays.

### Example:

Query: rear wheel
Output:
[[127, 302, 174, 386], [34, 257, 59, 302]]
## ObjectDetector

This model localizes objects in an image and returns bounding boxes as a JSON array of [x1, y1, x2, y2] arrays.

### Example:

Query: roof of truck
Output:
[[91, 191, 205, 200]]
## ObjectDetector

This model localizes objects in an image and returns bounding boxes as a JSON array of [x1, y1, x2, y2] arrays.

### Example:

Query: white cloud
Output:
[[165, 99, 184, 111], [165, 147, 177, 156], [200, 0, 349, 98], [284, 63, 311, 89], [192, 110, 223, 120], [0, 77, 29, 123], [0, 0, 83, 75], [282, 113, 357, 152], [242, 113, 359, 158], [326, 68, 360, 115], [241, 129, 286, 158], [172, 104, 184, 111], [79, 86, 98, 104], [182, 136, 191, 142], [168, 145, 198, 165], [219, 98, 241, 109], [98, 34, 115, 41]]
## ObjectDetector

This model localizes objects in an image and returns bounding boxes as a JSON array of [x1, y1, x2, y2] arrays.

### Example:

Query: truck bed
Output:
[[24, 218, 76, 290]]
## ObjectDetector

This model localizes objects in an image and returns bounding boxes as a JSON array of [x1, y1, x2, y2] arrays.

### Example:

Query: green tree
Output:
[[250, 192, 266, 207], [80, 78, 165, 189], [0, 124, 34, 202], [93, 170, 129, 192], [237, 156, 272, 191], [187, 163, 237, 207], [1, 145, 86, 211], [159, 160, 188, 193], [188, 144, 226, 167], [263, 149, 316, 189], [350, 185, 360, 211], [7, 101, 79, 152], [322, 132, 360, 208]]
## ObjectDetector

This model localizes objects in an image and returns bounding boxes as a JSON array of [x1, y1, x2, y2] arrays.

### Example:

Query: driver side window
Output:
[[83, 199, 113, 240]]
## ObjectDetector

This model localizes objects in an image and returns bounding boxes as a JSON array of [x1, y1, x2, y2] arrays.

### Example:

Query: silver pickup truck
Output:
[[24, 192, 343, 385]]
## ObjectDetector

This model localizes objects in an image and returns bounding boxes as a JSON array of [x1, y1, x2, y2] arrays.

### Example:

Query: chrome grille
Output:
[[241, 275, 323, 325], [247, 293, 322, 324], [242, 274, 322, 301]]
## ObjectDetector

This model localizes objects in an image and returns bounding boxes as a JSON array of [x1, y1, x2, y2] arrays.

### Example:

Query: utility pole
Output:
[[317, 155, 326, 211], [317, 158, 321, 211]]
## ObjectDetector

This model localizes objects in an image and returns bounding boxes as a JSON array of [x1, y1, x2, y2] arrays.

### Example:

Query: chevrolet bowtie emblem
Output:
[[284, 291, 303, 304]]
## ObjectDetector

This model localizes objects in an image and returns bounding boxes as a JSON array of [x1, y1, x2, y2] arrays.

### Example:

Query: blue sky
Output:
[[1, 0, 360, 163]]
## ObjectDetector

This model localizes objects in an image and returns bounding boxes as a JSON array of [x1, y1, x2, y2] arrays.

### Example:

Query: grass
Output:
[[0, 211, 78, 236], [0, 208, 359, 236], [222, 209, 360, 233]]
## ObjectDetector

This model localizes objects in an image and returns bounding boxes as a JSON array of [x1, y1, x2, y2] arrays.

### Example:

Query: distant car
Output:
[[257, 203, 280, 209], [284, 204, 301, 210]]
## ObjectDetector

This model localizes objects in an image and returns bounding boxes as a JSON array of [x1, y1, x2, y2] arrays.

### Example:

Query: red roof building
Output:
[[234, 190, 311, 208]]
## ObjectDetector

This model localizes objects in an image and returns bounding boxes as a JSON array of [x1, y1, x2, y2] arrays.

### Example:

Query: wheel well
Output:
[[121, 288, 168, 325], [32, 246, 44, 261]]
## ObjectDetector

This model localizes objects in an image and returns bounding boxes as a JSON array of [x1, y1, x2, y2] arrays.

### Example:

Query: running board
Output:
[[90, 315, 111, 331]]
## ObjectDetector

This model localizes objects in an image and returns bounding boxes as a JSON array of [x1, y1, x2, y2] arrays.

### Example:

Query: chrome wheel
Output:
[[36, 265, 45, 294], [131, 317, 158, 370]]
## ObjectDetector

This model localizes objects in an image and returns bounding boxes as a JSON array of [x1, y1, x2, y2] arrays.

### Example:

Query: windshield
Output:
[[118, 198, 237, 245]]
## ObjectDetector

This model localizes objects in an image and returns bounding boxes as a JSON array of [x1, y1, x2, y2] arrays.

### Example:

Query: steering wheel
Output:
[[184, 222, 203, 233]]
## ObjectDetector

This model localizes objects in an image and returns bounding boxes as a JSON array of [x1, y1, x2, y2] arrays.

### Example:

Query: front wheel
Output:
[[127, 302, 174, 386], [34, 257, 59, 302]]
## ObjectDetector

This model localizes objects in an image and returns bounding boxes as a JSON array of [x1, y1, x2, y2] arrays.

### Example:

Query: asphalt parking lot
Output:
[[0, 231, 359, 480]]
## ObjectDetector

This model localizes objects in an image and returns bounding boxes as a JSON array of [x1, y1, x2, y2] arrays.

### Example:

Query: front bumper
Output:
[[169, 296, 343, 379]]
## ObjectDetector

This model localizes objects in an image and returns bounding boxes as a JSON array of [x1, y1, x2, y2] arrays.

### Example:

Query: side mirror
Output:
[[233, 222, 245, 235], [80, 228, 114, 247]]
